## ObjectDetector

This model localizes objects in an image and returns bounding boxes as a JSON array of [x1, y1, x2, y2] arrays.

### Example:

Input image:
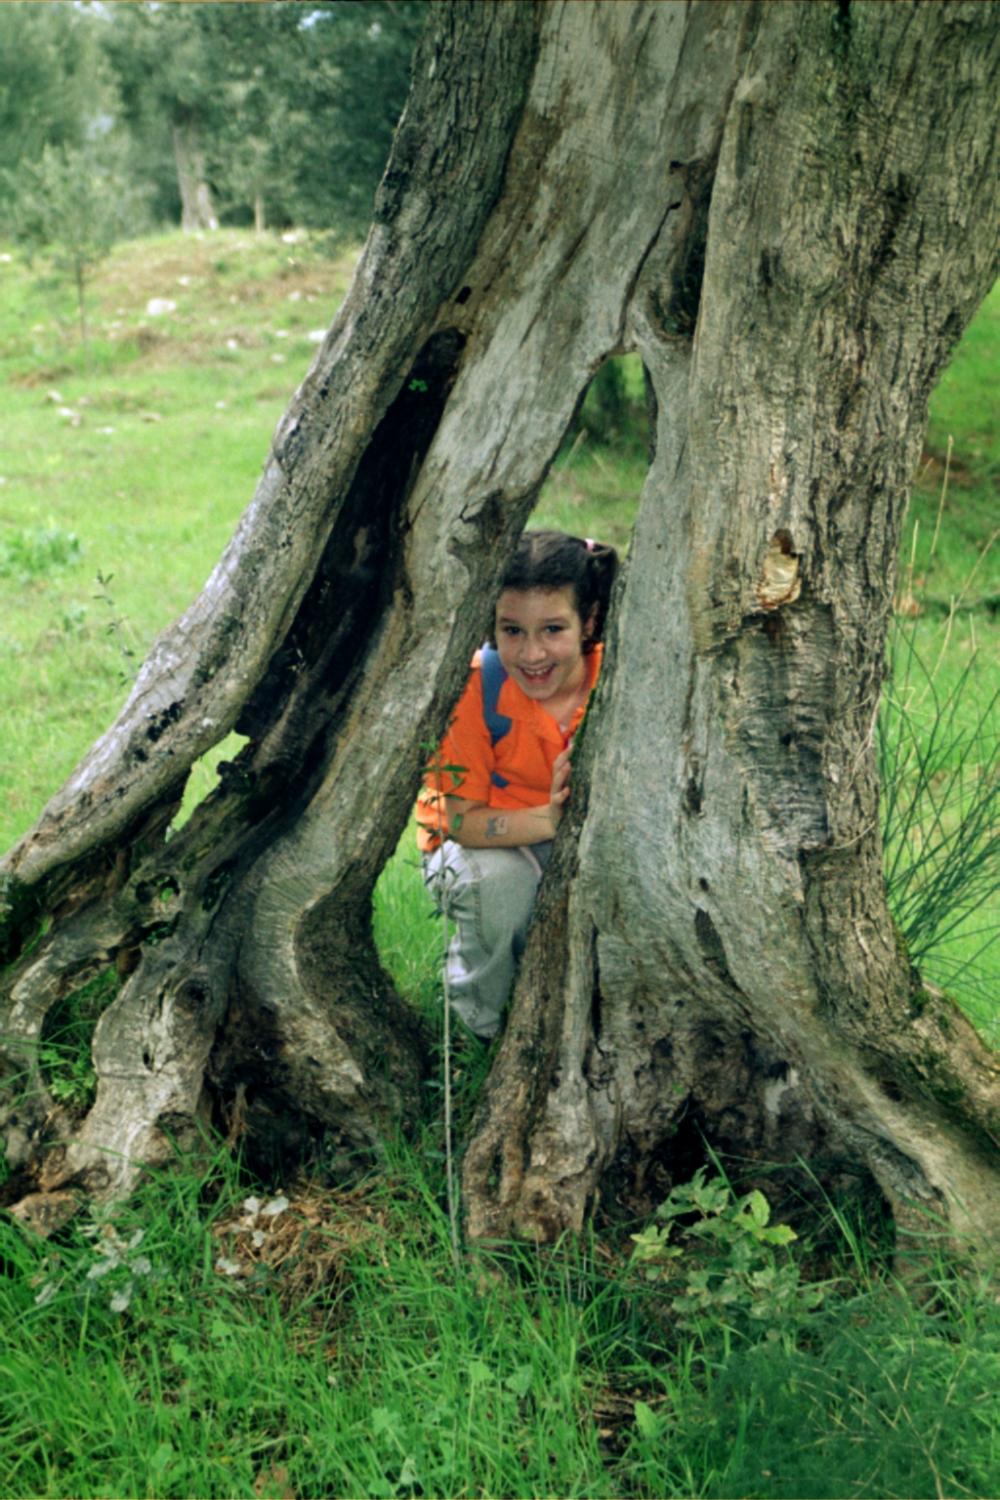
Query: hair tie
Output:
[[584, 537, 596, 552]]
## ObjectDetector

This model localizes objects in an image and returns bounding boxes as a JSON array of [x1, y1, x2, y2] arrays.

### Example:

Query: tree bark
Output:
[[2, 1, 997, 1251], [463, 0, 1000, 1251]]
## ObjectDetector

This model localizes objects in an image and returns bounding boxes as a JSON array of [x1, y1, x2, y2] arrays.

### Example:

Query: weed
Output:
[[630, 1168, 827, 1346], [0, 522, 81, 581], [91, 570, 139, 686], [59, 601, 87, 636], [36, 967, 118, 1116]]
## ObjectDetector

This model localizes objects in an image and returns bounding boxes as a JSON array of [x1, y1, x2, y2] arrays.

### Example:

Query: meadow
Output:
[[0, 232, 997, 1498]]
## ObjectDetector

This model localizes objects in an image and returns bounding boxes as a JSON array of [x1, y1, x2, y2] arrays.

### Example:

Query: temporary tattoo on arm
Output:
[[485, 815, 509, 838]]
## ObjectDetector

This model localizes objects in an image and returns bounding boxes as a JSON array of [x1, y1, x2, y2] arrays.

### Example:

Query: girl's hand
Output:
[[549, 748, 572, 827]]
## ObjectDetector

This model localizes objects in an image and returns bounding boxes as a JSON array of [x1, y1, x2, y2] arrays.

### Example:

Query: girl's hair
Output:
[[494, 529, 619, 653]]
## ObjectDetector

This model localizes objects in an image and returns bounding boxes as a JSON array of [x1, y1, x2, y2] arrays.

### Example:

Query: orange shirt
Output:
[[417, 645, 602, 852]]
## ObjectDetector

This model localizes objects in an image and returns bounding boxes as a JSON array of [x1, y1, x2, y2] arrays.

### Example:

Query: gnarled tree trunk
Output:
[[2, 1, 997, 1250]]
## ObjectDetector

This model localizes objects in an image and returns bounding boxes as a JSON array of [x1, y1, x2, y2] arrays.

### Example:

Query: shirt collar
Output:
[[499, 642, 603, 737]]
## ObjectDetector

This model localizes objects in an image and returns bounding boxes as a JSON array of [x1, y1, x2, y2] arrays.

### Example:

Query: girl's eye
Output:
[[501, 625, 521, 637], [545, 624, 566, 635]]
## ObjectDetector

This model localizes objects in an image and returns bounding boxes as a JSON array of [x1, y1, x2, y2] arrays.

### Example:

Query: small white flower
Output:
[[251, 1229, 266, 1248], [127, 1229, 145, 1250], [34, 1282, 58, 1307], [130, 1255, 153, 1277], [87, 1257, 118, 1280], [262, 1196, 289, 1218], [110, 1282, 134, 1312], [215, 1257, 242, 1276], [242, 1196, 262, 1218]]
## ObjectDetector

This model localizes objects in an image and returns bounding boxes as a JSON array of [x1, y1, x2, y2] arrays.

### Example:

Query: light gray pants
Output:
[[422, 840, 552, 1040]]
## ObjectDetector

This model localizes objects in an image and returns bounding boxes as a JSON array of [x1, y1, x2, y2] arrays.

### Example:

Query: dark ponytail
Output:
[[496, 529, 619, 652]]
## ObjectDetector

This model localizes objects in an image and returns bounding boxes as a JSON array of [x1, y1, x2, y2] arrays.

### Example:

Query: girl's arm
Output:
[[445, 750, 571, 847]]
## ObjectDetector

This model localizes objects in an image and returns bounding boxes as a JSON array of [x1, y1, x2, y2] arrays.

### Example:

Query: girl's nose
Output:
[[521, 637, 546, 662]]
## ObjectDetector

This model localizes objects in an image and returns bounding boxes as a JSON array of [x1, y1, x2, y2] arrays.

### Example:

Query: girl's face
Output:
[[494, 585, 593, 703]]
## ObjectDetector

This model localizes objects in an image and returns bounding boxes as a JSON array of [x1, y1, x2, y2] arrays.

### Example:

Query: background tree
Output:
[[1, 0, 997, 1255], [0, 2, 111, 212], [6, 140, 146, 345], [98, 3, 222, 231], [96, 1, 424, 236], [283, 0, 426, 238]]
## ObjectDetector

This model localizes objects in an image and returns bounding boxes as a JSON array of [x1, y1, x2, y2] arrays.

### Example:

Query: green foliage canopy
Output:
[[0, 2, 113, 207], [95, 0, 426, 235]]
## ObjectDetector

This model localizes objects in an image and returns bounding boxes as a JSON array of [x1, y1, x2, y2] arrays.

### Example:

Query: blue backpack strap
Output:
[[479, 646, 511, 788]]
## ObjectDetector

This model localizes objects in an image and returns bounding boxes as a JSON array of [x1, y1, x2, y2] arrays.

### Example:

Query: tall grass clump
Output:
[[880, 620, 998, 1022], [879, 428, 998, 1042]]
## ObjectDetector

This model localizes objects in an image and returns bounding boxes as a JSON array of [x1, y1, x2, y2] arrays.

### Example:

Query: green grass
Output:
[[0, 229, 354, 841], [1, 1118, 998, 1498]]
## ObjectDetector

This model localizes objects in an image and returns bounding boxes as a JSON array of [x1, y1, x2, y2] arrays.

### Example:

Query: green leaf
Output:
[[397, 1454, 420, 1488], [504, 1365, 533, 1398], [372, 1405, 399, 1436], [743, 1189, 771, 1228], [692, 1176, 730, 1216], [149, 1443, 175, 1475], [630, 1223, 671, 1256], [759, 1223, 798, 1245], [633, 1400, 660, 1440]]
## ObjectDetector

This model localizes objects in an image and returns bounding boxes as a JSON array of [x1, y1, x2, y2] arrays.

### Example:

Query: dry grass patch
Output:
[[210, 1177, 394, 1310]]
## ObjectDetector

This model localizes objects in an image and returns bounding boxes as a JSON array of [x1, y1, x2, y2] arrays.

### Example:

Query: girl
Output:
[[418, 529, 619, 1040]]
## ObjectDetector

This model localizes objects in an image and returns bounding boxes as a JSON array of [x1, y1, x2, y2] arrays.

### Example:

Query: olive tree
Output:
[[2, 0, 997, 1252]]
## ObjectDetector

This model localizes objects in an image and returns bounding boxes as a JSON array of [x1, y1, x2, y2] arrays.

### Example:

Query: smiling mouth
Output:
[[519, 664, 554, 681]]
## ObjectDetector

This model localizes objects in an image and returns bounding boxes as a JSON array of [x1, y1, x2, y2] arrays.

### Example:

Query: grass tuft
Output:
[[880, 619, 999, 1041]]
